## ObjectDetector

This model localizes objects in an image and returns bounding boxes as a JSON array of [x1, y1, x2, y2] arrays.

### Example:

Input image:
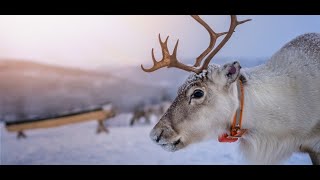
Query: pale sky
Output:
[[0, 15, 319, 69]]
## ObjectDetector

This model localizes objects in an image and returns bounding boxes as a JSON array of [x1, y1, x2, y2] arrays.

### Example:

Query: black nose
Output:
[[155, 130, 164, 143]]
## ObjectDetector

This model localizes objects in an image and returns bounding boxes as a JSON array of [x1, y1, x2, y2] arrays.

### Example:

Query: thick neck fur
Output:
[[241, 65, 294, 134], [237, 65, 293, 164]]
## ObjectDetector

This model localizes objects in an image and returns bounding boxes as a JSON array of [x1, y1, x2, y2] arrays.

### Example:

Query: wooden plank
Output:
[[6, 110, 113, 132]]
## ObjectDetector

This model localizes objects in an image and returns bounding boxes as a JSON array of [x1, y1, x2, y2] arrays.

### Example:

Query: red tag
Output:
[[218, 133, 238, 143]]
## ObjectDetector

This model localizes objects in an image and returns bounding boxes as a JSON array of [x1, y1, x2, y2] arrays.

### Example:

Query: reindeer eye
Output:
[[192, 89, 204, 99]]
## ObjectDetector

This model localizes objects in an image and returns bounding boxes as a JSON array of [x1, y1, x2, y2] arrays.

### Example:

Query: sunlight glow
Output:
[[0, 15, 225, 69]]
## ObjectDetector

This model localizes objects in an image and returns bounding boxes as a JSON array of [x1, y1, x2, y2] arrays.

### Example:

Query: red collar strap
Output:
[[218, 79, 247, 143]]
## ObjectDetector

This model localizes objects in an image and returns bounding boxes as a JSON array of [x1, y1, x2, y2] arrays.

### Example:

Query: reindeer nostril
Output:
[[156, 130, 164, 143], [173, 138, 181, 146]]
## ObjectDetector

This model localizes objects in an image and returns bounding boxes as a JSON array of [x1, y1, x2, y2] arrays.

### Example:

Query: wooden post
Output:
[[96, 119, 109, 134], [17, 131, 27, 139]]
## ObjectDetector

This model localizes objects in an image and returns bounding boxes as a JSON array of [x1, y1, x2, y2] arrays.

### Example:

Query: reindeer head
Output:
[[141, 15, 251, 152]]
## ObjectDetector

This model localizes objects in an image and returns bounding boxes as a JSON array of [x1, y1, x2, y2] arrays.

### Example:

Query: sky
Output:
[[0, 15, 319, 69]]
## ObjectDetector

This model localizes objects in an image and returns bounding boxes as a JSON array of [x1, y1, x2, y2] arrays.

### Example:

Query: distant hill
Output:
[[0, 60, 168, 123], [0, 57, 268, 123]]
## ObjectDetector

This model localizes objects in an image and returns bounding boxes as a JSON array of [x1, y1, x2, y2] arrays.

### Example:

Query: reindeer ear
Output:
[[221, 61, 242, 86]]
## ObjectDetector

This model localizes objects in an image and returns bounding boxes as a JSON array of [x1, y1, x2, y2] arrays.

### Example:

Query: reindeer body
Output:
[[237, 33, 320, 164], [130, 101, 171, 126]]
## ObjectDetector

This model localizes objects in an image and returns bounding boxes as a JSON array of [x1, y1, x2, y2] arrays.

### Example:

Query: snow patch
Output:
[[0, 122, 312, 165]]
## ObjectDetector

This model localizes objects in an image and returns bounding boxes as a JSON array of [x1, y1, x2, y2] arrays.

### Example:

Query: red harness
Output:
[[218, 79, 247, 143]]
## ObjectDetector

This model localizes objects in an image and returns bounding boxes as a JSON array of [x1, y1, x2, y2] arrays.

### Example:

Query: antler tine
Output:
[[141, 34, 169, 72], [141, 34, 198, 73], [238, 19, 252, 25], [199, 15, 251, 71], [191, 15, 228, 67]]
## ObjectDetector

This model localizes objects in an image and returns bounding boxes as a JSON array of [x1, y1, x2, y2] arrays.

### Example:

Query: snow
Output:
[[0, 117, 312, 165]]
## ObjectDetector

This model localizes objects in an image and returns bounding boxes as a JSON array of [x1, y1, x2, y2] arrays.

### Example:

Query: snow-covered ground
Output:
[[0, 117, 312, 165]]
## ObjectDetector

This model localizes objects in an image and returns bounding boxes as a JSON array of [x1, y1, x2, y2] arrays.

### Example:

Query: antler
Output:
[[140, 34, 198, 73], [141, 15, 251, 74], [191, 15, 228, 67]]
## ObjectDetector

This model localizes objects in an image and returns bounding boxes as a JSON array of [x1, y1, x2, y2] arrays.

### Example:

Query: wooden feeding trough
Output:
[[5, 104, 116, 139]]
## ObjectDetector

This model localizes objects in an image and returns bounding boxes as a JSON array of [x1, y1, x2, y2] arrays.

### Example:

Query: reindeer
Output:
[[130, 101, 171, 126], [141, 15, 320, 165], [130, 103, 153, 126]]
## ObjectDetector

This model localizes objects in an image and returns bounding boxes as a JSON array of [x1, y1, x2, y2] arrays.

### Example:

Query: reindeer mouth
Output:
[[150, 125, 185, 152], [159, 138, 183, 152]]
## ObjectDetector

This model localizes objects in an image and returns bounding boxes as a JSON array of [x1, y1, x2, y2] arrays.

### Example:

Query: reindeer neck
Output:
[[240, 64, 282, 133]]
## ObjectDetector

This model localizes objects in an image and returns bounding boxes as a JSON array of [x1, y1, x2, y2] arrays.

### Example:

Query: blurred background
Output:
[[0, 15, 319, 164]]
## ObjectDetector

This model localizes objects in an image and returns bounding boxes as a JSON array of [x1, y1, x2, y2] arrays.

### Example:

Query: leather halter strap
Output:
[[218, 79, 247, 143]]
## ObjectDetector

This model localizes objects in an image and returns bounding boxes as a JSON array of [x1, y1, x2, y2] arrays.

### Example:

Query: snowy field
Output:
[[0, 116, 312, 165]]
